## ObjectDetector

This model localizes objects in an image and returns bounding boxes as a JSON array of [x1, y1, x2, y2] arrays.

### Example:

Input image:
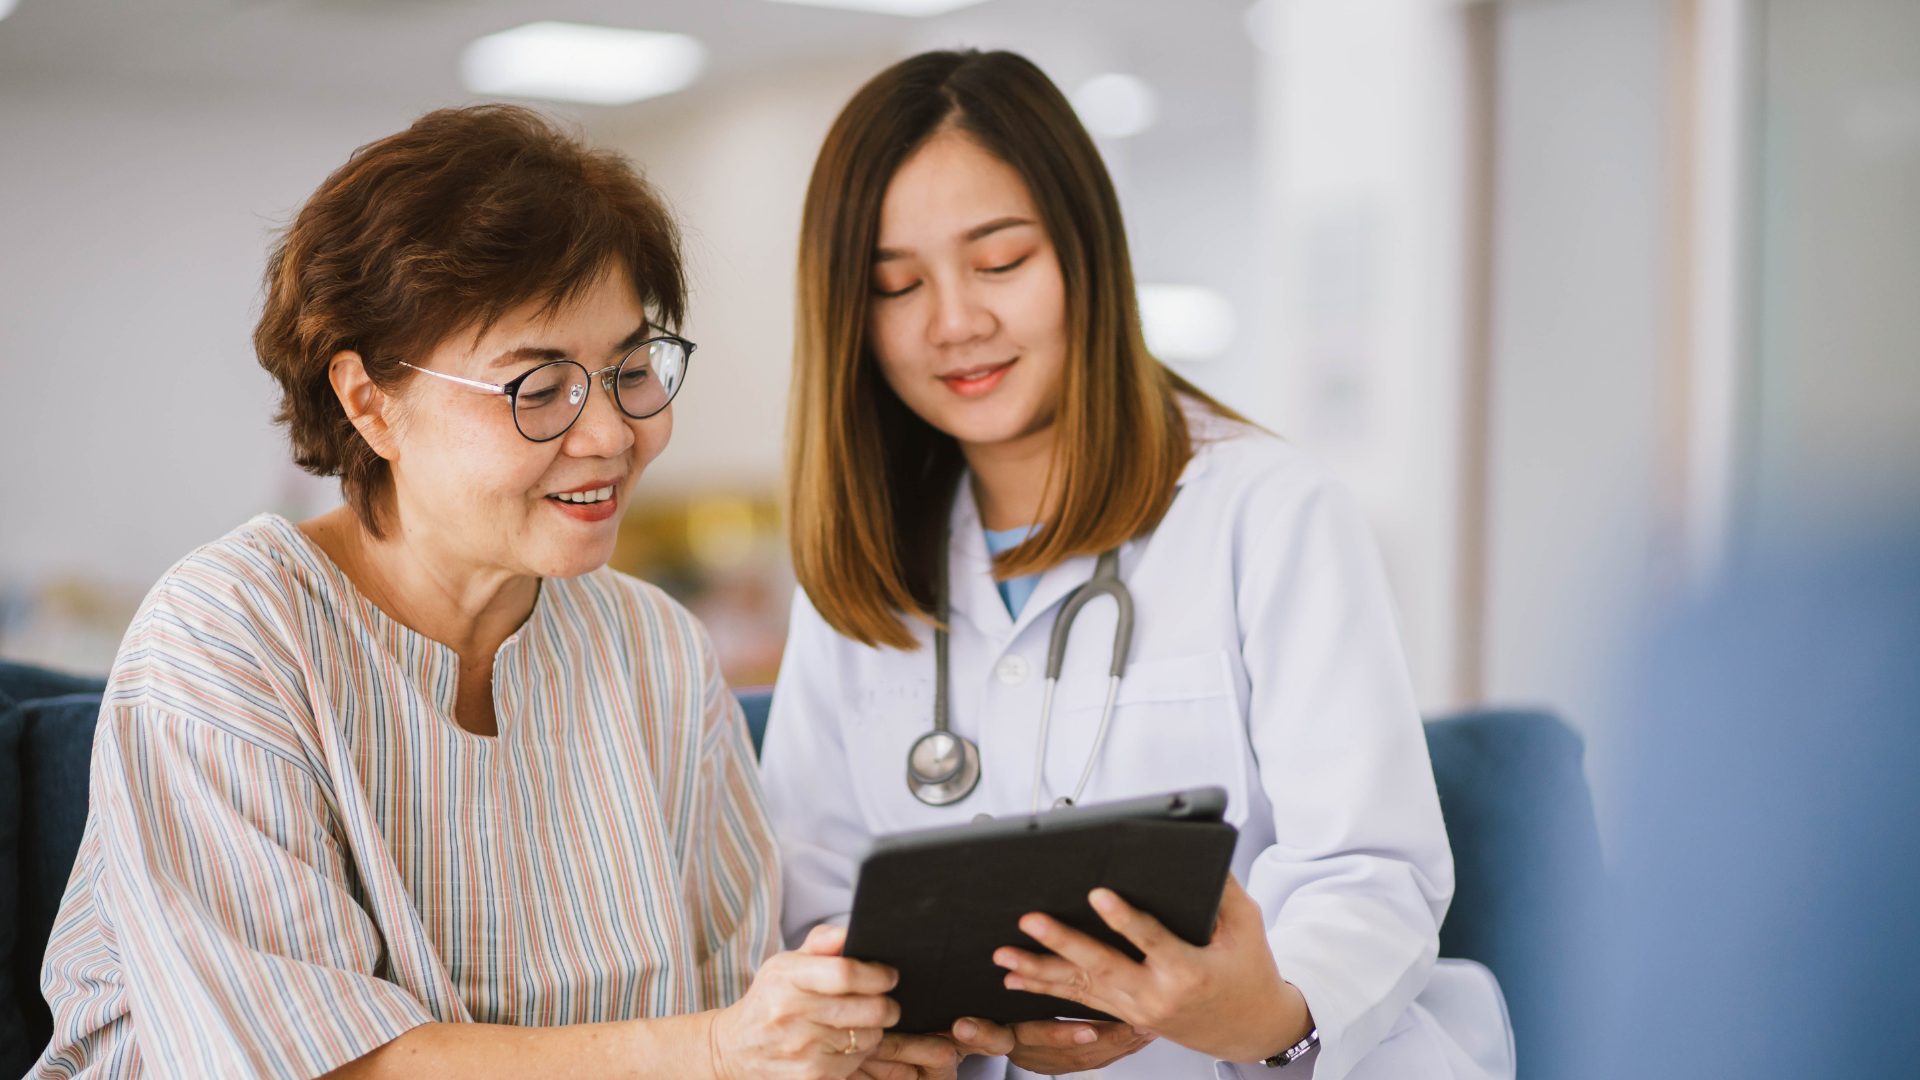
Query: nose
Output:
[[558, 375, 636, 459], [927, 275, 997, 348]]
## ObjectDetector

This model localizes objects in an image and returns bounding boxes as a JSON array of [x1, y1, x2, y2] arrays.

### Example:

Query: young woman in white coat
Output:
[[760, 50, 1514, 1080]]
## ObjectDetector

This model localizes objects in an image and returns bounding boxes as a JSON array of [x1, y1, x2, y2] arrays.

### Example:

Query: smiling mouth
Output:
[[939, 359, 1016, 395], [549, 485, 616, 505]]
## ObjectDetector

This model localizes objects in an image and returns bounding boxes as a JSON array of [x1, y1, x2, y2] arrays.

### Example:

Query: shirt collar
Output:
[[945, 478, 1097, 643]]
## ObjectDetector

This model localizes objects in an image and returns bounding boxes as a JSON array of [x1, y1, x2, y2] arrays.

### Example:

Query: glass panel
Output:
[[513, 360, 590, 441], [616, 338, 688, 418]]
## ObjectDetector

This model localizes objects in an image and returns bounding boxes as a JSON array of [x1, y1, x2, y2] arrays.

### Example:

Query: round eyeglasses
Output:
[[399, 335, 694, 443]]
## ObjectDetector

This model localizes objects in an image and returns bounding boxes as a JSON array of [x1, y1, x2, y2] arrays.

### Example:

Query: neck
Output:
[[299, 505, 539, 659], [962, 422, 1059, 532]]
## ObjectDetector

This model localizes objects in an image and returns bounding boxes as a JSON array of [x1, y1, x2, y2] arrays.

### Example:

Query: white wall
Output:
[[1747, 0, 1920, 539], [1252, 0, 1477, 711], [1480, 0, 1673, 799], [586, 57, 896, 499], [0, 88, 417, 593]]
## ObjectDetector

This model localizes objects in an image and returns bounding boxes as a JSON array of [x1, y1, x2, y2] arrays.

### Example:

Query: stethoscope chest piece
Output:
[[906, 729, 981, 805]]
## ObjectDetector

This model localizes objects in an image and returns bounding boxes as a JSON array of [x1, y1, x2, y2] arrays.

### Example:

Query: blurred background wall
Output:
[[2, 0, 1915, 825]]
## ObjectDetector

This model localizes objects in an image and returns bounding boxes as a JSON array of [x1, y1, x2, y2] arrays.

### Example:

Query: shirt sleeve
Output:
[[1236, 475, 1454, 1080], [86, 702, 433, 1080], [685, 627, 785, 1008], [756, 588, 869, 948]]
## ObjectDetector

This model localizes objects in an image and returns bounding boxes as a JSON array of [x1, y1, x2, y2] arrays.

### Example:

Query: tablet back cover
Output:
[[844, 814, 1237, 1033]]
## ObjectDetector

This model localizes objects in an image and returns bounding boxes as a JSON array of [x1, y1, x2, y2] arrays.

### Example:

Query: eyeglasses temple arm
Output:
[[397, 361, 509, 395]]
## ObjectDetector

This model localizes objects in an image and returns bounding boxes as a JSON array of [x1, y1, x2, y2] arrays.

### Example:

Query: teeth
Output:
[[554, 486, 615, 504]]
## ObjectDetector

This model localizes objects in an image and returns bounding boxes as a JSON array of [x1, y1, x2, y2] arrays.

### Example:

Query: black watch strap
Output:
[[1261, 1028, 1319, 1068]]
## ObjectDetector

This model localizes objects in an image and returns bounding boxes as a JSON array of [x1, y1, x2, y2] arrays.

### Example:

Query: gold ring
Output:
[[844, 1028, 859, 1055]]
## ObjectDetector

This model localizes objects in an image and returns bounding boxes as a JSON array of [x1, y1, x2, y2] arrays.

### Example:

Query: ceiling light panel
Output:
[[1139, 284, 1237, 363], [760, 0, 993, 17], [461, 22, 706, 106], [1073, 73, 1159, 139]]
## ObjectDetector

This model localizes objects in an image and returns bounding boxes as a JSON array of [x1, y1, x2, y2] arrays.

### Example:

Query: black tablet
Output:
[[842, 788, 1238, 1034]]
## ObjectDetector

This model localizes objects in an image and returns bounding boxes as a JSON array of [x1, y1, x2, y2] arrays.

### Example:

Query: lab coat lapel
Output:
[[992, 436, 1211, 639], [947, 429, 1219, 644], [1007, 553, 1097, 641], [948, 478, 1099, 642], [946, 481, 1014, 639]]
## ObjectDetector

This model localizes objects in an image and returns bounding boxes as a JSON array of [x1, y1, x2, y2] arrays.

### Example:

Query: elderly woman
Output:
[[33, 106, 952, 1080]]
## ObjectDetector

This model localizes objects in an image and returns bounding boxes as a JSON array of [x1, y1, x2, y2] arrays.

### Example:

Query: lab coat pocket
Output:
[[1050, 650, 1251, 826]]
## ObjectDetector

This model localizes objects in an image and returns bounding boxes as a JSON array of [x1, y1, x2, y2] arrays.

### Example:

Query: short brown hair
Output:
[[256, 104, 685, 535], [788, 50, 1235, 649]]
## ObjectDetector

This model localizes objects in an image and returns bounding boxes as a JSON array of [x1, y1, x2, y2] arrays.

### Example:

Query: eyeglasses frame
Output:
[[396, 333, 696, 443]]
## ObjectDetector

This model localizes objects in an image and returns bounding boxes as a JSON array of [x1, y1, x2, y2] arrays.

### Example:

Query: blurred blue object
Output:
[[736, 687, 772, 756], [0, 663, 107, 1078], [1425, 709, 1602, 1080], [1600, 534, 1920, 1078]]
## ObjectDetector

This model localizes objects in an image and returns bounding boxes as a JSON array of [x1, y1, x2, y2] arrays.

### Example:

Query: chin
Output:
[[939, 401, 1052, 447], [526, 530, 620, 580]]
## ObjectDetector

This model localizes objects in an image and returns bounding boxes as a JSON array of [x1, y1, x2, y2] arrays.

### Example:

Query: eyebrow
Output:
[[486, 323, 652, 370], [614, 323, 654, 353], [873, 216, 1037, 263]]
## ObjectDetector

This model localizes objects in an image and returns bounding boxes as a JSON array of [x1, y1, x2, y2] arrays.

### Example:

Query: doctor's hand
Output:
[[990, 876, 1314, 1064], [947, 1016, 1155, 1075], [710, 924, 900, 1080], [848, 1032, 964, 1080]]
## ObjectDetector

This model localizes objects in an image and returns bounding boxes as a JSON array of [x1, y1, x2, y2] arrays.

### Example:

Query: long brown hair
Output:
[[789, 49, 1233, 650]]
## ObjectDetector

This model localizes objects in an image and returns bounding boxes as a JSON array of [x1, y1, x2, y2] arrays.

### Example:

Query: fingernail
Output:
[[1073, 1028, 1098, 1044], [955, 1020, 977, 1040], [1089, 889, 1116, 911], [1005, 975, 1024, 991], [992, 951, 1015, 970]]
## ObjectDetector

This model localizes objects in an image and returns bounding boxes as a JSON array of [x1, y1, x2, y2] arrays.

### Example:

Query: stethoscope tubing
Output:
[[910, 537, 1133, 810]]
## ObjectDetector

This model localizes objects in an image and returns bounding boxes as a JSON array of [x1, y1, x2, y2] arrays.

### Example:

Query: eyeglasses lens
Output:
[[512, 361, 591, 441], [615, 339, 687, 420]]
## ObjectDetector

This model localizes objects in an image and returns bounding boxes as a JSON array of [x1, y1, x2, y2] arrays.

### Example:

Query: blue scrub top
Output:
[[982, 525, 1042, 619]]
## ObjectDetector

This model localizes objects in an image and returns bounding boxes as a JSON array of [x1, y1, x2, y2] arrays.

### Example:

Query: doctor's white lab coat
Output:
[[759, 406, 1515, 1080]]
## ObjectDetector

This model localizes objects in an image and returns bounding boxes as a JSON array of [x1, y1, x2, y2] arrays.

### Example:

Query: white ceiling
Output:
[[0, 0, 1258, 129]]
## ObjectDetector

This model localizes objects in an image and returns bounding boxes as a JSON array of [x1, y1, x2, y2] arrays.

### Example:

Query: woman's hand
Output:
[[710, 924, 902, 1080], [989, 876, 1313, 1064], [948, 1016, 1154, 1075], [850, 1032, 965, 1080]]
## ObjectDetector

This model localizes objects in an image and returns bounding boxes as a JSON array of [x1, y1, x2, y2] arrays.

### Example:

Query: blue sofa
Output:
[[0, 662, 108, 1076], [2, 667, 1599, 1079]]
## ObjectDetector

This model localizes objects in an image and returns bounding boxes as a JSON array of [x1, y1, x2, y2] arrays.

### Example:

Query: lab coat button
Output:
[[995, 654, 1029, 685]]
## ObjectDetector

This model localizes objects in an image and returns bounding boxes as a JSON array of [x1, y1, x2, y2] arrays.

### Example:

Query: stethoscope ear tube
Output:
[[1045, 550, 1134, 679], [1035, 550, 1134, 811]]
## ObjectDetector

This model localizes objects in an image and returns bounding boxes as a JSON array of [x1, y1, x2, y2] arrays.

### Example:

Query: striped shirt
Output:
[[33, 514, 781, 1079]]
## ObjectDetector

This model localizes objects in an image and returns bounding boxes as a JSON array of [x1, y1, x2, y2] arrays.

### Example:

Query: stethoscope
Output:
[[906, 538, 1135, 812]]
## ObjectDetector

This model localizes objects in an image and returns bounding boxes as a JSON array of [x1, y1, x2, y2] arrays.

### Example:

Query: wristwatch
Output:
[[1261, 1028, 1319, 1068]]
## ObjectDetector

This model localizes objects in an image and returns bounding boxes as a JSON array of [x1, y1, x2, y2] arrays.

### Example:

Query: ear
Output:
[[328, 351, 401, 462]]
